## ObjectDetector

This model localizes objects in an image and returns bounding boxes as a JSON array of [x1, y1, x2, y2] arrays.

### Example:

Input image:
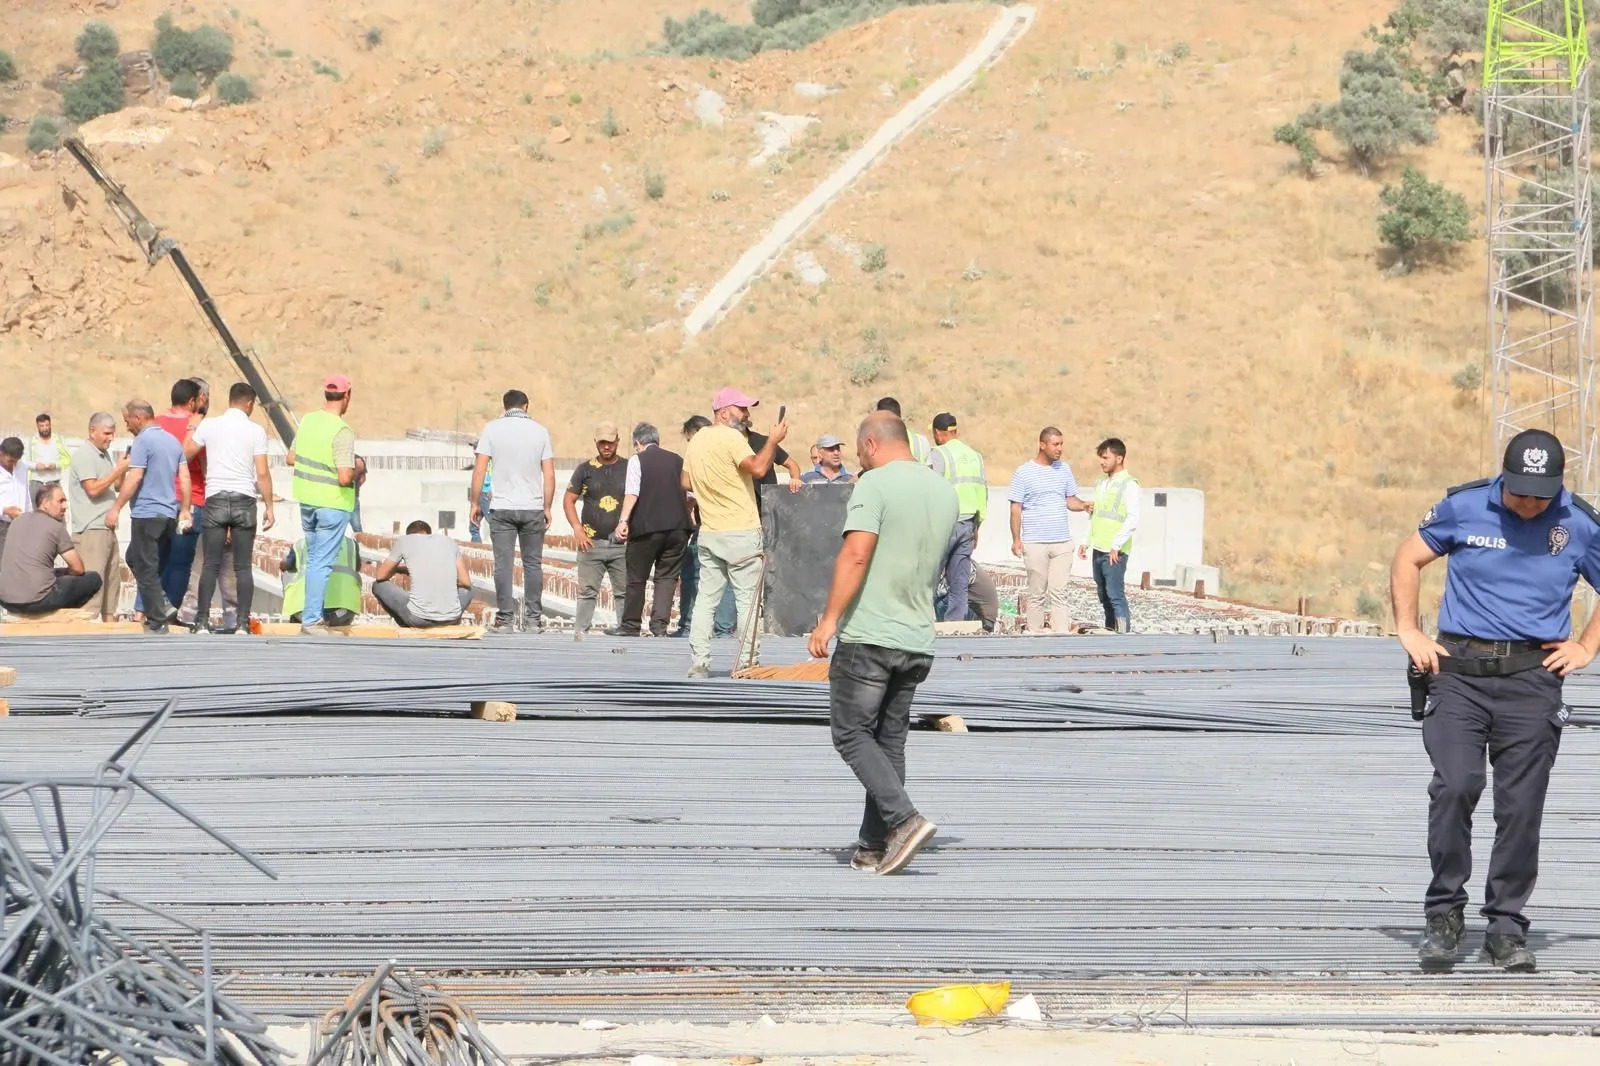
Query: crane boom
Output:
[[60, 137, 299, 446]]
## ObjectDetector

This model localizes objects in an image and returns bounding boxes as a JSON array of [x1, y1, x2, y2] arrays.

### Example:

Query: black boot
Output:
[[1418, 907, 1464, 970], [1482, 933, 1537, 973]]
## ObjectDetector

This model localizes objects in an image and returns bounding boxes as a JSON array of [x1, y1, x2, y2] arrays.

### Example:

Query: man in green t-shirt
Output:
[[809, 411, 959, 876]]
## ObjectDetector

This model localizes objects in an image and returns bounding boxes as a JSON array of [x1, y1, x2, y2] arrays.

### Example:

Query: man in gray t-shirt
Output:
[[372, 520, 474, 627], [469, 388, 556, 630]]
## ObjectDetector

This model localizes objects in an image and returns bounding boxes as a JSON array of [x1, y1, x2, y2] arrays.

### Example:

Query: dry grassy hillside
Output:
[[1, 0, 1497, 616]]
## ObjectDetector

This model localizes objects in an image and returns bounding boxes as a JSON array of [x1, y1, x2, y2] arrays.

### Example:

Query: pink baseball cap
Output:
[[711, 386, 758, 411], [324, 373, 352, 393]]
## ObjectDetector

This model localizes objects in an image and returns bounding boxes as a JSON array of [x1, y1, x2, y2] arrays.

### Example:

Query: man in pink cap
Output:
[[681, 387, 789, 677], [286, 373, 358, 635]]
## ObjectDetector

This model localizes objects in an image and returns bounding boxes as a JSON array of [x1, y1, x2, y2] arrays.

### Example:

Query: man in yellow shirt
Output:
[[682, 386, 789, 678]]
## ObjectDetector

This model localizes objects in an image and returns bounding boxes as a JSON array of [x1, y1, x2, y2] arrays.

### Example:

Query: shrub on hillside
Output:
[[1492, 168, 1600, 306], [1273, 121, 1320, 177], [0, 50, 16, 82], [75, 21, 120, 62], [62, 59, 125, 122], [664, 0, 956, 59], [169, 72, 199, 99], [1377, 166, 1469, 267], [26, 116, 62, 154], [1301, 49, 1435, 173], [153, 15, 234, 82], [215, 72, 253, 105]]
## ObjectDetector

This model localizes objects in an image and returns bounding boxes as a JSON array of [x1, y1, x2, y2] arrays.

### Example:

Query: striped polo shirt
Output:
[[1007, 459, 1080, 543]]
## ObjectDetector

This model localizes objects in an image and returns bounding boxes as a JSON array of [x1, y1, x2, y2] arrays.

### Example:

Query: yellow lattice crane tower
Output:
[[1483, 0, 1595, 502]]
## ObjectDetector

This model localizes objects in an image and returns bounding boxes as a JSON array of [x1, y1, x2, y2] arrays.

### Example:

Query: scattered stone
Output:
[[793, 82, 837, 98], [878, 82, 896, 98], [691, 88, 726, 129], [792, 251, 827, 286], [749, 112, 818, 167], [0, 153, 18, 170], [177, 158, 215, 177], [548, 126, 572, 145], [578, 1019, 618, 1031], [542, 81, 567, 99], [162, 95, 192, 113]]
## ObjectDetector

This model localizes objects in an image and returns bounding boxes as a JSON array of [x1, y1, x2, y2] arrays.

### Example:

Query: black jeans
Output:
[[1, 570, 103, 613], [197, 492, 258, 628], [1423, 648, 1565, 936], [127, 516, 177, 628], [829, 641, 934, 849], [621, 528, 689, 636], [488, 509, 546, 625]]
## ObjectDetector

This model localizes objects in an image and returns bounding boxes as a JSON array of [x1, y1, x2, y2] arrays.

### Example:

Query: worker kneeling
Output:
[[281, 536, 362, 628], [0, 483, 103, 614], [372, 520, 474, 628]]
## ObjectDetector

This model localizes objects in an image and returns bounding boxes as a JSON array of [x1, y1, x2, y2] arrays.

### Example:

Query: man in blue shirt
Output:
[[1391, 428, 1600, 973], [800, 434, 855, 484], [106, 399, 190, 633]]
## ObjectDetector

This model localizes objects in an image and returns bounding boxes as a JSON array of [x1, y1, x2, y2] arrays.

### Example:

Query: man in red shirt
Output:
[[141, 378, 235, 625]]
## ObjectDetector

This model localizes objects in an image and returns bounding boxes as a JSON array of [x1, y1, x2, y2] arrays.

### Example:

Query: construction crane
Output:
[[60, 136, 299, 446]]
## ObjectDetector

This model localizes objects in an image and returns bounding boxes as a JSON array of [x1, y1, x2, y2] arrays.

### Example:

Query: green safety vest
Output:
[[281, 538, 364, 620], [933, 438, 988, 521], [910, 432, 932, 467], [292, 410, 355, 511], [1089, 471, 1138, 553]]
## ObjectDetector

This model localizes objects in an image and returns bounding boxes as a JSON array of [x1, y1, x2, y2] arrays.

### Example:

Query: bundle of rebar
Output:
[[0, 633, 1527, 734], [0, 702, 286, 1066], [308, 964, 511, 1066]]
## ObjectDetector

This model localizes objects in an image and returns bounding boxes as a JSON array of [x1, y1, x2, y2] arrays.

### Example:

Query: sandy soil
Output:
[[265, 1019, 1600, 1065]]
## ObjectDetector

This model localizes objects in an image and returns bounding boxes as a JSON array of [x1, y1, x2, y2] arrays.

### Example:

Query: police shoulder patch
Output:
[[1445, 477, 1492, 497]]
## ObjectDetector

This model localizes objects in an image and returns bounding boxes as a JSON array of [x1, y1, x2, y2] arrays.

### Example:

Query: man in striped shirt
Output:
[[1008, 427, 1093, 633]]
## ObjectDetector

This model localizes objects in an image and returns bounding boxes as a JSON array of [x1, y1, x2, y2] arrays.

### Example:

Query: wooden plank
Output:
[[933, 621, 983, 636], [0, 609, 81, 626], [0, 667, 14, 688], [928, 714, 968, 733], [0, 699, 8, 718], [0, 622, 147, 636], [255, 623, 484, 640], [733, 661, 830, 682], [469, 700, 518, 722]]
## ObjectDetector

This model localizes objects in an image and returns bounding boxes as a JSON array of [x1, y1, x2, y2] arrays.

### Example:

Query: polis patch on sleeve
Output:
[[1420, 506, 1438, 529], [1550, 525, 1570, 555]]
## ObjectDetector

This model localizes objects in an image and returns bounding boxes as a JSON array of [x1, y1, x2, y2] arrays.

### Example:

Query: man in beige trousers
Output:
[[1007, 427, 1092, 633], [67, 412, 130, 621]]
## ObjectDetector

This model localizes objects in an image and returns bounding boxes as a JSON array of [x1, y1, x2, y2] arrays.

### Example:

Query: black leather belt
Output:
[[1437, 633, 1547, 676], [1438, 634, 1545, 656]]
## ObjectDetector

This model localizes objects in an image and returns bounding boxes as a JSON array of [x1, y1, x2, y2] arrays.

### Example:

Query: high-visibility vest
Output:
[[26, 436, 70, 479], [910, 432, 933, 467], [281, 538, 364, 619], [933, 438, 987, 521], [292, 411, 355, 511], [1089, 471, 1138, 553]]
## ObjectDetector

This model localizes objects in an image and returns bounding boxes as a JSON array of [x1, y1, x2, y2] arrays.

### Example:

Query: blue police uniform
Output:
[[1415, 475, 1600, 945]]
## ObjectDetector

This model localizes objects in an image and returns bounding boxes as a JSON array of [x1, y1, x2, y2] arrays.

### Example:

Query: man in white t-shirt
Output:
[[469, 388, 555, 632], [182, 382, 275, 633]]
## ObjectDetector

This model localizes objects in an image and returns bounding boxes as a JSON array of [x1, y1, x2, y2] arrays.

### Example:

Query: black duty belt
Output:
[[1436, 634, 1548, 677]]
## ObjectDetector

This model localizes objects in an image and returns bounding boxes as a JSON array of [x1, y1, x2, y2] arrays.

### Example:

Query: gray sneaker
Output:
[[686, 665, 711, 679], [300, 622, 332, 637], [877, 813, 937, 875]]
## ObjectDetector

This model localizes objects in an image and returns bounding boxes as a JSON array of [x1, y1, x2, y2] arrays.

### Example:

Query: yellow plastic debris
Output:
[[904, 980, 1011, 1026]]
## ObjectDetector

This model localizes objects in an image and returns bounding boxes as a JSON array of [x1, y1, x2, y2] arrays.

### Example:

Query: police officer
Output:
[[1390, 429, 1600, 973]]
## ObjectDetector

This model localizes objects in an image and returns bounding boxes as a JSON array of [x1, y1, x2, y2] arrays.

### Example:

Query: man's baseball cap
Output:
[[593, 421, 620, 442], [712, 386, 758, 411], [931, 413, 958, 431], [816, 434, 842, 449], [324, 373, 352, 394], [1503, 428, 1565, 498]]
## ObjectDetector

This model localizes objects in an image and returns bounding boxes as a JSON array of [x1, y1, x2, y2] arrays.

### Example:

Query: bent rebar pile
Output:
[[0, 702, 286, 1066], [309, 964, 511, 1066]]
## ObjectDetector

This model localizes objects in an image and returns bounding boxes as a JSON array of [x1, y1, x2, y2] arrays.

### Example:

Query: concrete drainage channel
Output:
[[683, 3, 1038, 336]]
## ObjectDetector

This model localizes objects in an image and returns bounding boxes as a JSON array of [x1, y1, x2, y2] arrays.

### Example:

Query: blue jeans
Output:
[[939, 518, 977, 622], [677, 533, 699, 632], [300, 505, 353, 626], [468, 490, 492, 543], [1092, 549, 1130, 631]]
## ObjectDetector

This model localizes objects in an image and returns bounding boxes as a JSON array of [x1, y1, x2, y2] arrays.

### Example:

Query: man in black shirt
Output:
[[563, 423, 628, 636], [745, 426, 805, 511], [615, 422, 694, 636]]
